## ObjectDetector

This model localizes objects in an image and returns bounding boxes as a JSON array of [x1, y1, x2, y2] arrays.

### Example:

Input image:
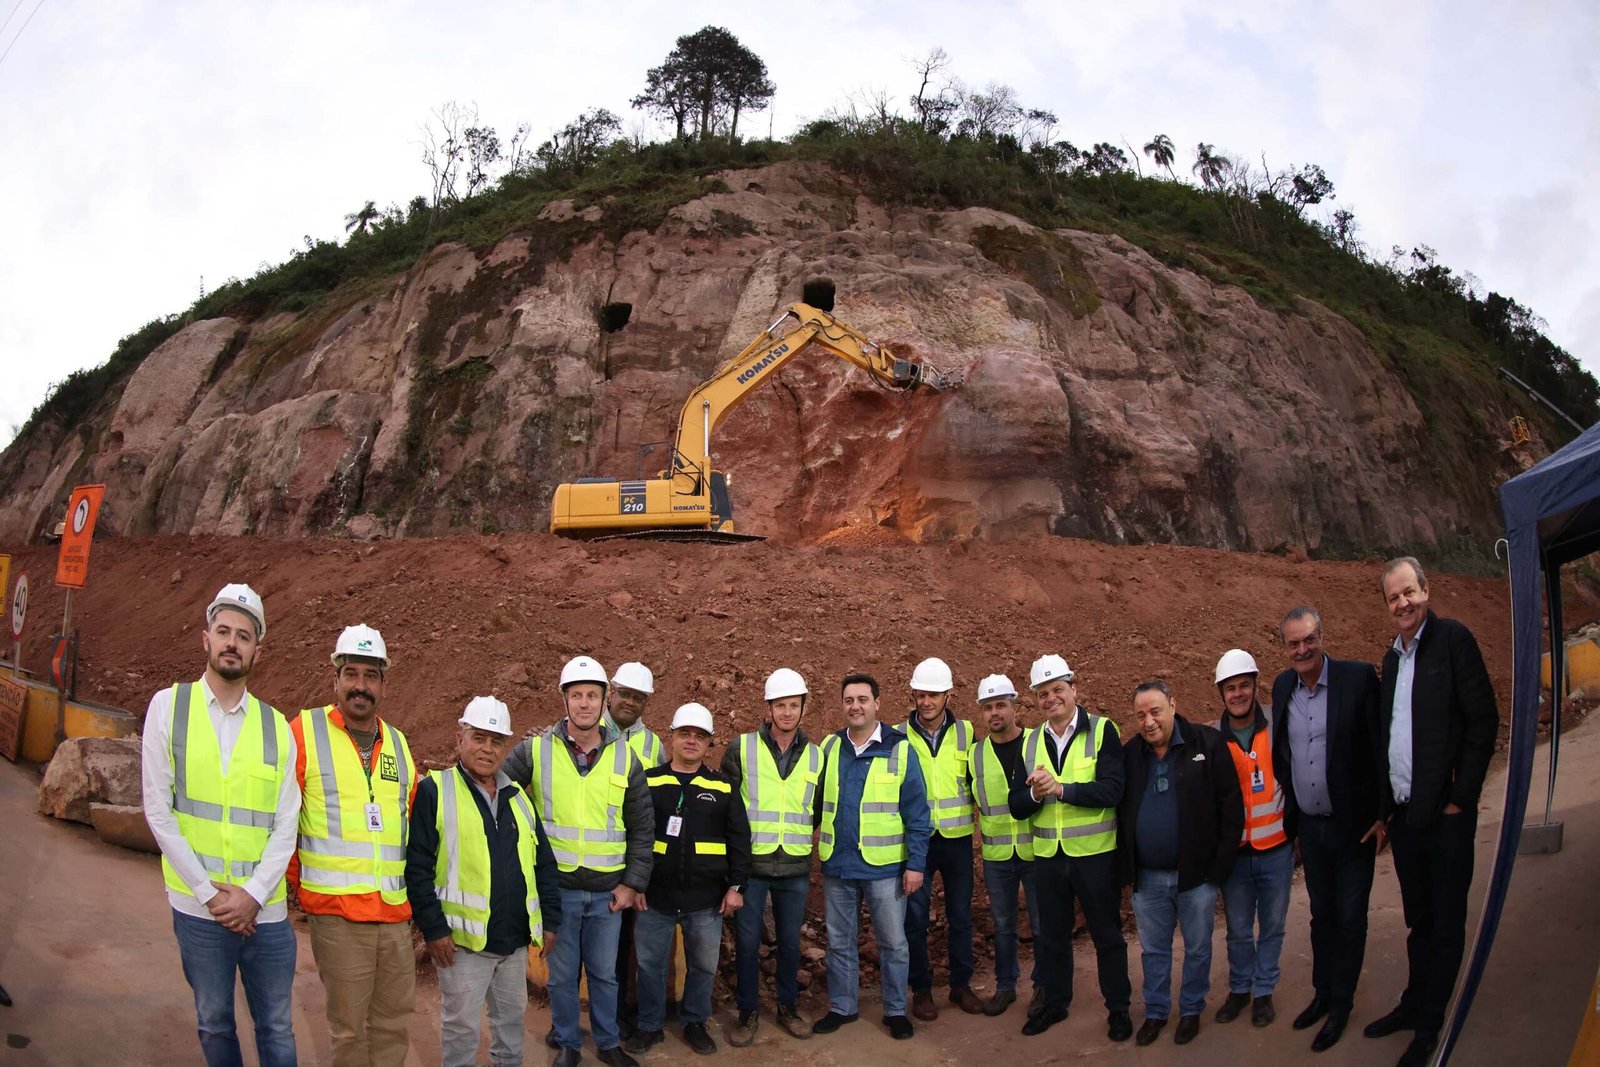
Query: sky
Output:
[[1, 0, 1596, 446]]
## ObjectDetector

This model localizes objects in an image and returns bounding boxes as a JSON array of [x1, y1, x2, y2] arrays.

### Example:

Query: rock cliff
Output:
[[0, 161, 1537, 555]]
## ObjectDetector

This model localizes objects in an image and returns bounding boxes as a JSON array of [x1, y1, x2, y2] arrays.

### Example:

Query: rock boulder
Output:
[[38, 736, 143, 825]]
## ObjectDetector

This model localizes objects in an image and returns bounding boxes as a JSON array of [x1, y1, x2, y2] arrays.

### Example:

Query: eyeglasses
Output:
[[1156, 761, 1170, 794]]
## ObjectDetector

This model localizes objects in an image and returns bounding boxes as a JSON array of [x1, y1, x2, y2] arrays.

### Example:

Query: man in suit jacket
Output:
[[1365, 558, 1498, 1067], [1271, 606, 1384, 1053]]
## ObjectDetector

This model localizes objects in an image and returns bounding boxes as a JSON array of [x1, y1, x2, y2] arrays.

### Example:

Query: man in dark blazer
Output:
[[1118, 680, 1243, 1047], [1271, 606, 1384, 1053], [1365, 557, 1498, 1067]]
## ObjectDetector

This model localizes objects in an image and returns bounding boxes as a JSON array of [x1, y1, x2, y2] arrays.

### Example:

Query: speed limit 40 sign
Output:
[[11, 572, 28, 642]]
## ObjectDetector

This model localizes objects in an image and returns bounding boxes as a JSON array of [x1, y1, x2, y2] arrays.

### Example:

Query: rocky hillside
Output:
[[0, 161, 1549, 557]]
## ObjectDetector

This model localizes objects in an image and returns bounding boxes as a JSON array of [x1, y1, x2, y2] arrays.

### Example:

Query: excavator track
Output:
[[587, 528, 767, 545]]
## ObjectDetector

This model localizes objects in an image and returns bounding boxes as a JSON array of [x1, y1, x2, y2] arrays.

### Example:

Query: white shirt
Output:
[[1043, 709, 1083, 757], [1387, 620, 1427, 803], [849, 723, 884, 757], [141, 677, 301, 923]]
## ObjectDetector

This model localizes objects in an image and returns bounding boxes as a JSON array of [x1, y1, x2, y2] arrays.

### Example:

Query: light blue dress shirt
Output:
[[1288, 657, 1333, 815], [1387, 619, 1427, 802]]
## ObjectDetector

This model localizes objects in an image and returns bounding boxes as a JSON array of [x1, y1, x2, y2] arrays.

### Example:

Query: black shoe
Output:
[[546, 1026, 563, 1050], [1312, 1014, 1348, 1052], [1215, 991, 1251, 1023], [811, 1011, 858, 1035], [0, 983, 10, 1008], [885, 1015, 914, 1040], [623, 1029, 663, 1055], [1021, 1005, 1068, 1035], [683, 1023, 717, 1055], [1174, 1015, 1201, 1045], [597, 1046, 640, 1067], [1397, 1031, 1438, 1067], [1364, 1004, 1416, 1039], [984, 989, 1016, 1017], [1136, 1017, 1167, 1046], [1108, 1010, 1133, 1042], [1027, 985, 1048, 1019], [1252, 995, 1276, 1027], [1294, 994, 1329, 1031], [554, 1049, 582, 1067]]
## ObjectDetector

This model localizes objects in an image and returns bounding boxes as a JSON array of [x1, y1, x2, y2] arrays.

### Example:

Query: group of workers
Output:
[[140, 553, 1497, 1067]]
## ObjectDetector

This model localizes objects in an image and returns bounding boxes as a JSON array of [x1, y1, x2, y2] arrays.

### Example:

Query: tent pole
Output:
[[1544, 556, 1564, 825]]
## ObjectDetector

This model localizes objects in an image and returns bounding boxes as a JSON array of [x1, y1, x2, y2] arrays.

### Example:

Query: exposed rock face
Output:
[[37, 736, 143, 824], [0, 161, 1530, 554]]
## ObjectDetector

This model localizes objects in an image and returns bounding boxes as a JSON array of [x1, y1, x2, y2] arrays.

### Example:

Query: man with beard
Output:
[[141, 584, 300, 1067], [290, 625, 418, 1067], [969, 674, 1043, 1017]]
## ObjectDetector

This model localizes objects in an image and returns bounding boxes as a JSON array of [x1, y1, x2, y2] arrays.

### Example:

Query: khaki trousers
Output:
[[306, 912, 416, 1067]]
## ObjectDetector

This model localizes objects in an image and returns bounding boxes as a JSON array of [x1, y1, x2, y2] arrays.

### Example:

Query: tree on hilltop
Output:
[[1143, 134, 1176, 179], [633, 26, 774, 142], [344, 200, 380, 236]]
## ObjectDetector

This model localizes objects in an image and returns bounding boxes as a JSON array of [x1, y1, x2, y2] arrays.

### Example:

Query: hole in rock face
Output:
[[599, 302, 632, 332], [802, 278, 835, 312]]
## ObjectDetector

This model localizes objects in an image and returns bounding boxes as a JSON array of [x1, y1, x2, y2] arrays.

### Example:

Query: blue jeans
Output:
[[823, 875, 909, 1018], [735, 873, 809, 1012], [171, 910, 297, 1067], [905, 833, 976, 991], [982, 856, 1041, 993], [1222, 844, 1294, 996], [635, 905, 724, 1030], [548, 889, 624, 1051], [1131, 870, 1217, 1020]]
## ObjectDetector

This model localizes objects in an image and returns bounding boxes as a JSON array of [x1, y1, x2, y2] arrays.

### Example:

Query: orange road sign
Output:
[[55, 485, 106, 589]]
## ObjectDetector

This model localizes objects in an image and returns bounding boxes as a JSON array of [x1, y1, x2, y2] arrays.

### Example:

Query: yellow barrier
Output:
[[1541, 638, 1600, 695], [19, 681, 137, 762]]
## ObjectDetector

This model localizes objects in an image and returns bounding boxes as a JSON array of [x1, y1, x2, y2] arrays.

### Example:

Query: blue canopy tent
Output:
[[1442, 419, 1600, 1062]]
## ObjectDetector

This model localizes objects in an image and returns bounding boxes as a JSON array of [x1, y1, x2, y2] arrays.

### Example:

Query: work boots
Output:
[[729, 1009, 759, 1047], [950, 986, 984, 1014], [912, 989, 939, 1020], [776, 1004, 812, 1038]]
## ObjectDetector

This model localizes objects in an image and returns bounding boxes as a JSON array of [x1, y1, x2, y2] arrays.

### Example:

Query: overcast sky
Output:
[[1, 0, 1595, 446]]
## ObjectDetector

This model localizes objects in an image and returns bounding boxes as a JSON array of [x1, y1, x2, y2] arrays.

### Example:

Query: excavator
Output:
[[548, 302, 957, 541]]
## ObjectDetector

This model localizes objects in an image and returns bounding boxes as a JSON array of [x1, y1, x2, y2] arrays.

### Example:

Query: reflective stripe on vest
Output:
[[1221, 719, 1288, 850], [433, 768, 544, 950], [739, 732, 820, 856], [296, 707, 415, 903], [904, 718, 975, 838], [972, 734, 1033, 861], [532, 734, 634, 873], [818, 734, 910, 866], [1022, 716, 1118, 858], [162, 682, 291, 904]]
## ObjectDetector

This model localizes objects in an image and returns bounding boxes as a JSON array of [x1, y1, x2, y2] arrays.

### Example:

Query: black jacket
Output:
[[643, 764, 752, 914], [1378, 611, 1499, 828], [1117, 715, 1243, 890], [405, 765, 563, 954], [1271, 656, 1382, 844]]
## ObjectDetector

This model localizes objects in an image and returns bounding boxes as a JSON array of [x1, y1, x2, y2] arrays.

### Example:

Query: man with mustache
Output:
[[1271, 606, 1384, 1053], [289, 625, 418, 1067], [141, 584, 300, 1067]]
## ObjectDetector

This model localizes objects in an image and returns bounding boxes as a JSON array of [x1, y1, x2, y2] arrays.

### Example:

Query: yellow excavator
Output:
[[549, 302, 957, 541]]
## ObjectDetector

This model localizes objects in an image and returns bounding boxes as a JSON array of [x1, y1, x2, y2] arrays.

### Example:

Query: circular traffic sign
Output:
[[72, 497, 90, 534], [10, 572, 27, 641]]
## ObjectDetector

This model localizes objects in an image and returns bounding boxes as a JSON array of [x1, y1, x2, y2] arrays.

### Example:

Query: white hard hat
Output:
[[559, 656, 608, 690], [459, 695, 512, 736], [207, 583, 266, 640], [910, 657, 954, 693], [977, 674, 1018, 702], [1215, 648, 1260, 685], [331, 624, 389, 669], [611, 661, 654, 694], [670, 702, 715, 734], [764, 668, 808, 702], [1029, 654, 1075, 688]]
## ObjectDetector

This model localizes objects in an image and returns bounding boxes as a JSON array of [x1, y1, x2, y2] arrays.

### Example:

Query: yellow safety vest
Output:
[[620, 721, 666, 767], [972, 734, 1033, 861], [527, 731, 638, 873], [903, 717, 975, 838], [296, 706, 416, 904], [1022, 715, 1118, 858], [818, 733, 910, 867], [736, 732, 820, 856], [431, 767, 544, 950], [161, 681, 292, 904]]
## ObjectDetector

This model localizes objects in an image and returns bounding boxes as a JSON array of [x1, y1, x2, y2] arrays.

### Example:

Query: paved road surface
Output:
[[2, 718, 1596, 1066]]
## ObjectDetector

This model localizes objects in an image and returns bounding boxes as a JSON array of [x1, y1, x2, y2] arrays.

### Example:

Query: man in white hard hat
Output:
[[505, 656, 653, 1067], [722, 667, 820, 1044], [1010, 654, 1132, 1042], [141, 583, 301, 1067], [290, 625, 419, 1067], [970, 673, 1043, 1017], [626, 704, 751, 1056], [901, 657, 982, 1019], [812, 673, 932, 1041], [1209, 648, 1292, 1030], [406, 697, 563, 1067], [601, 660, 662, 1041]]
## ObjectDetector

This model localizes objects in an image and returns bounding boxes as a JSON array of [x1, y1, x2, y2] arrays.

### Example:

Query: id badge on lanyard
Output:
[[365, 802, 384, 832], [1249, 753, 1265, 794]]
